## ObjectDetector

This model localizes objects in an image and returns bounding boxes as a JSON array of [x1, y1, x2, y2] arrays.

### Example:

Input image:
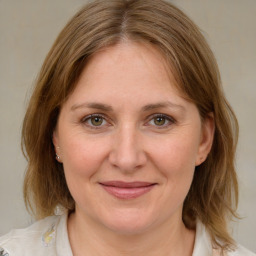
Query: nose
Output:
[[108, 125, 147, 173]]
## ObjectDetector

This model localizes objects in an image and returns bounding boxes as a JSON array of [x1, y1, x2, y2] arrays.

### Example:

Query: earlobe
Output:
[[195, 113, 215, 166]]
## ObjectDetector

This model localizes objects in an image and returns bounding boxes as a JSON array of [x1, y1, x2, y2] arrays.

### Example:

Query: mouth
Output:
[[99, 181, 157, 199]]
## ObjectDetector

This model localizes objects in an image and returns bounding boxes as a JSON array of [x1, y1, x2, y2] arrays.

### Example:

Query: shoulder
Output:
[[194, 221, 256, 256], [0, 215, 61, 256], [226, 245, 256, 256]]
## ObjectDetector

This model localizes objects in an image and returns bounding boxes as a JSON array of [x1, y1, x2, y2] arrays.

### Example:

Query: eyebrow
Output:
[[71, 101, 184, 112], [142, 101, 185, 112], [71, 102, 114, 112]]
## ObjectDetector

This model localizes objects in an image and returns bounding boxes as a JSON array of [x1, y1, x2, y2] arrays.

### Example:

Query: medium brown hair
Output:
[[22, 0, 239, 251]]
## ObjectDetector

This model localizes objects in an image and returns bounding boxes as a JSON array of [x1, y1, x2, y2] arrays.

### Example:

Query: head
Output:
[[22, 0, 239, 250]]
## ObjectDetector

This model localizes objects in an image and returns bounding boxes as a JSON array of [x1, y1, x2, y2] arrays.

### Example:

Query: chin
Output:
[[99, 209, 156, 235]]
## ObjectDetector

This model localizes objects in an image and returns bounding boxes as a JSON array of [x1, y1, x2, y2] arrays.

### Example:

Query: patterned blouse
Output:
[[0, 213, 255, 256]]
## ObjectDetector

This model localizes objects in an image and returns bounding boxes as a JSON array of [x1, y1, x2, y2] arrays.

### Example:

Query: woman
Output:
[[0, 0, 255, 255]]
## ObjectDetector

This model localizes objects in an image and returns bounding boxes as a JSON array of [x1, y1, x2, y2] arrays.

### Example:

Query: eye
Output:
[[153, 116, 167, 126], [81, 114, 108, 128], [90, 116, 104, 126], [147, 114, 175, 128]]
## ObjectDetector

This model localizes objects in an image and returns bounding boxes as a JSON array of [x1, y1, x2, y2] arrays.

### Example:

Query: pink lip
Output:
[[99, 181, 156, 199]]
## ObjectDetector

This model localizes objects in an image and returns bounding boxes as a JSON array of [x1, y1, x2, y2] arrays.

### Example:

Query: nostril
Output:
[[108, 129, 147, 171], [108, 149, 147, 172]]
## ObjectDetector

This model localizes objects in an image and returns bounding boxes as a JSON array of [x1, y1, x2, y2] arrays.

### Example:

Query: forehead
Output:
[[62, 41, 190, 111], [80, 42, 181, 92]]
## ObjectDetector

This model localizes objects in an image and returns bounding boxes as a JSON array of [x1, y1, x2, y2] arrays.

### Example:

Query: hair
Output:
[[22, 0, 239, 252]]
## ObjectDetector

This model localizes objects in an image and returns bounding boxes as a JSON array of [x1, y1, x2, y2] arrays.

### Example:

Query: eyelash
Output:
[[146, 114, 176, 128], [81, 114, 109, 129], [81, 113, 176, 129]]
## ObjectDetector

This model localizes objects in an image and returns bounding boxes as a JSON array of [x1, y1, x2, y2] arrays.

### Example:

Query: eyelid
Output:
[[80, 113, 176, 129], [81, 113, 105, 121], [81, 113, 111, 129], [145, 113, 176, 128]]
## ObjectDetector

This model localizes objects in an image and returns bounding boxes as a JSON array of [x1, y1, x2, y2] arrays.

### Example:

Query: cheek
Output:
[[60, 136, 111, 206], [61, 134, 110, 180], [149, 135, 199, 194], [151, 135, 199, 171]]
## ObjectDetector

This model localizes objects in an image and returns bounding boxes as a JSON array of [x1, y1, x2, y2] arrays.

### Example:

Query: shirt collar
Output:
[[56, 212, 73, 256], [192, 220, 213, 256]]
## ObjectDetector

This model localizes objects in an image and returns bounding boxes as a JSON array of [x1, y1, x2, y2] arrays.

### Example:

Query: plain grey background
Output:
[[0, 0, 255, 253]]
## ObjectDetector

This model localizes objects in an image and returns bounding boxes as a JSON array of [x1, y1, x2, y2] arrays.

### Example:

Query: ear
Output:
[[52, 130, 62, 163], [195, 113, 215, 166]]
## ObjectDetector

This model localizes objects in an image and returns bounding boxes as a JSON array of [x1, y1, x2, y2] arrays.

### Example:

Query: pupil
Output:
[[92, 117, 103, 126], [155, 117, 165, 126]]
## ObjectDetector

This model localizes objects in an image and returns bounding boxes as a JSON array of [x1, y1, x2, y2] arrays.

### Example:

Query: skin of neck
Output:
[[67, 207, 195, 256]]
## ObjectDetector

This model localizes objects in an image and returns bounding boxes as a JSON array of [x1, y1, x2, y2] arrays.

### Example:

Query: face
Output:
[[54, 42, 214, 235]]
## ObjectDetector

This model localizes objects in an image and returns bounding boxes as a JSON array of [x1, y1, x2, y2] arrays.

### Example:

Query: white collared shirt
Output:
[[0, 213, 255, 256]]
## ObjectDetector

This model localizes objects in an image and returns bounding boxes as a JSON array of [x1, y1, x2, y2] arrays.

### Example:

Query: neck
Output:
[[68, 211, 195, 256]]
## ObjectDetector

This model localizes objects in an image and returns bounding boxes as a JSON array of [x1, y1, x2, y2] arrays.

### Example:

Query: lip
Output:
[[99, 181, 156, 199]]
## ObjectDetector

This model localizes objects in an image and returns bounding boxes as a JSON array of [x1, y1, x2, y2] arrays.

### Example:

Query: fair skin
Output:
[[53, 41, 215, 256]]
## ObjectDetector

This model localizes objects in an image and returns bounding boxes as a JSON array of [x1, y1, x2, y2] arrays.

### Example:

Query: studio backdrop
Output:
[[0, 0, 255, 252]]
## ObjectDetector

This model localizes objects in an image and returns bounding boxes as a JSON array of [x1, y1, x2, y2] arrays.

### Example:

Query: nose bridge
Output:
[[109, 123, 146, 172]]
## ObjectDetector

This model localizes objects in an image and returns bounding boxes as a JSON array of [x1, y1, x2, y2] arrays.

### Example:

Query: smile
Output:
[[99, 181, 157, 199]]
